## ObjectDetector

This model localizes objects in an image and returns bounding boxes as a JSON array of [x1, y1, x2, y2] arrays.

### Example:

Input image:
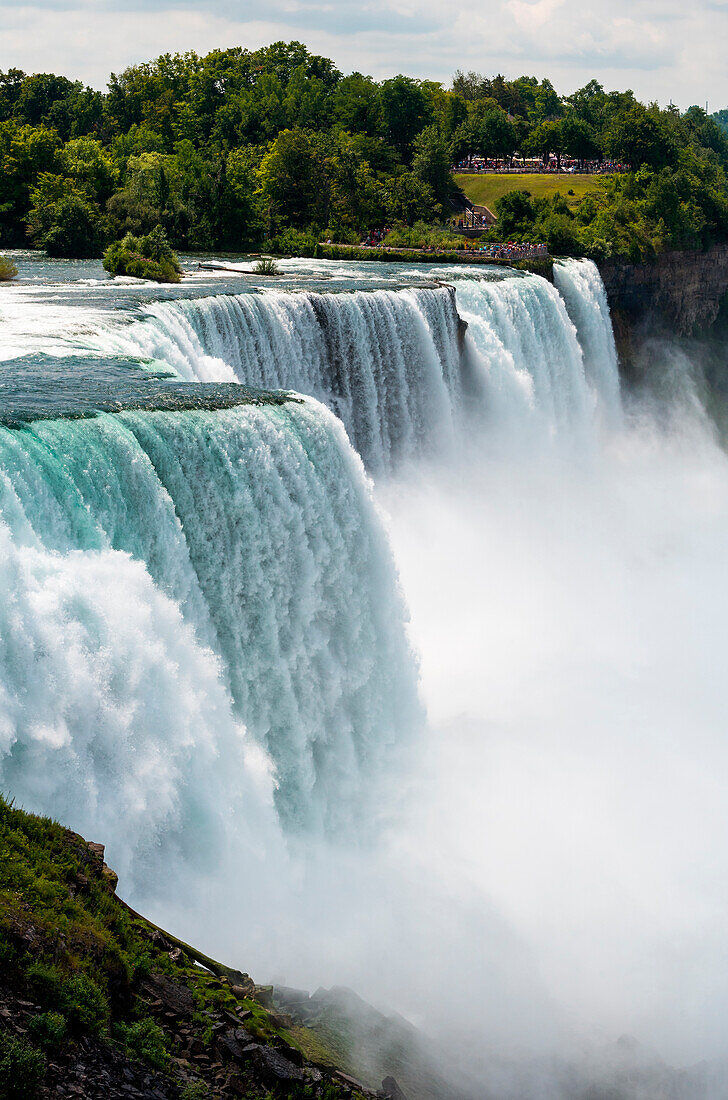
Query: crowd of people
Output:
[[360, 228, 390, 246], [349, 233, 549, 260], [455, 157, 627, 174], [471, 241, 549, 259]]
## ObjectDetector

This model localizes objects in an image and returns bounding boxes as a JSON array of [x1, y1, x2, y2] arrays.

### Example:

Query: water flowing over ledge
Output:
[[0, 259, 620, 863], [0, 399, 421, 849], [81, 261, 621, 466]]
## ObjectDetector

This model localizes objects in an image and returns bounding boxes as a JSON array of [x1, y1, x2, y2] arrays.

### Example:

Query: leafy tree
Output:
[[328, 132, 385, 231], [479, 109, 517, 163], [254, 40, 341, 91], [0, 69, 26, 121], [258, 128, 329, 230], [493, 189, 537, 237], [712, 108, 728, 136], [527, 120, 564, 166], [60, 137, 116, 203], [379, 76, 433, 161], [332, 74, 383, 136], [441, 94, 467, 139], [412, 124, 453, 204], [0, 121, 60, 244], [604, 105, 677, 169], [384, 172, 440, 224], [283, 64, 329, 129], [237, 73, 286, 143], [27, 174, 104, 257], [218, 145, 264, 247], [561, 115, 599, 165], [683, 106, 728, 165], [451, 117, 481, 165]]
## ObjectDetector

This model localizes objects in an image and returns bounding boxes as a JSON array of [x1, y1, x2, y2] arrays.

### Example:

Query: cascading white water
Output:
[[13, 256, 723, 1090], [100, 285, 463, 475], [553, 258, 622, 425], [72, 264, 621, 466], [0, 398, 421, 848], [0, 262, 619, 863], [451, 272, 599, 442]]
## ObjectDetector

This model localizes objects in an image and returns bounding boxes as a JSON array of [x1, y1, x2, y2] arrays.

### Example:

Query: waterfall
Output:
[[92, 267, 620, 456], [553, 258, 622, 425], [0, 259, 623, 863], [0, 264, 623, 465], [104, 285, 463, 475], [0, 398, 421, 850], [451, 271, 601, 441]]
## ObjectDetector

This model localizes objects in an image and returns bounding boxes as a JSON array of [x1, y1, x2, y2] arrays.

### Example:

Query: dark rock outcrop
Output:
[[599, 244, 728, 345]]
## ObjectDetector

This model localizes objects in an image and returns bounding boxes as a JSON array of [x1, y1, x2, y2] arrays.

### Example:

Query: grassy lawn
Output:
[[455, 172, 604, 211]]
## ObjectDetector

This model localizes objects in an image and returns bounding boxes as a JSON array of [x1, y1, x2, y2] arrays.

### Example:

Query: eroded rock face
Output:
[[599, 244, 728, 339]]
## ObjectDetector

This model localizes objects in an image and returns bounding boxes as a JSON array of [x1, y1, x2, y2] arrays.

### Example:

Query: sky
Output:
[[0, 0, 727, 109]]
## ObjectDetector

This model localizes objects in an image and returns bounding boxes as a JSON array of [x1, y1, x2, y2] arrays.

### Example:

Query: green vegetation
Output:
[[254, 256, 281, 274], [382, 221, 466, 249], [0, 256, 18, 281], [0, 48, 727, 262], [0, 793, 371, 1097], [103, 224, 182, 281], [0, 1031, 46, 1099], [455, 172, 601, 209], [113, 1017, 169, 1070]]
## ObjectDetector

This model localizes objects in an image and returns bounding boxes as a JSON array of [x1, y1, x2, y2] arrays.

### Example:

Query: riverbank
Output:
[[313, 243, 553, 278]]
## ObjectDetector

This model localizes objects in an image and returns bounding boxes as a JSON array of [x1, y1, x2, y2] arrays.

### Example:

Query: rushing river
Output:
[[2, 252, 727, 1093]]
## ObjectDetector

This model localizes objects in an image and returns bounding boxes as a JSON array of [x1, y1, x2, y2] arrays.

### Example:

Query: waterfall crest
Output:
[[108, 285, 463, 475], [94, 264, 622, 458], [0, 400, 421, 842]]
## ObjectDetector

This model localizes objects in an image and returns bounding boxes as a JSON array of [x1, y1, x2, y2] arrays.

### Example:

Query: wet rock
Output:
[[251, 1044, 304, 1083], [140, 973, 195, 1018], [381, 1075, 408, 1100]]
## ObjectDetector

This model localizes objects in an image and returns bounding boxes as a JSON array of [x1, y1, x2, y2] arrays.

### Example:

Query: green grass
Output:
[[455, 172, 604, 211]]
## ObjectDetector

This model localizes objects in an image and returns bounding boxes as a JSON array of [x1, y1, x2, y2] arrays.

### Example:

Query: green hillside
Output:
[[455, 173, 604, 210], [0, 794, 384, 1100]]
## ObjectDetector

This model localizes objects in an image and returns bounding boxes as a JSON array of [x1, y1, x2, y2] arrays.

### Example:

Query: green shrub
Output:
[[62, 974, 109, 1033], [267, 226, 318, 256], [0, 1032, 46, 1100], [26, 962, 64, 1007], [382, 221, 465, 250], [180, 1081, 210, 1100], [103, 225, 182, 283], [27, 1012, 66, 1051], [0, 257, 18, 282], [322, 225, 359, 245], [253, 257, 280, 275], [116, 1018, 168, 1070]]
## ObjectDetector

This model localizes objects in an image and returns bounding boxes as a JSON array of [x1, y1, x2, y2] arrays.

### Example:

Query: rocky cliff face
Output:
[[599, 245, 728, 348]]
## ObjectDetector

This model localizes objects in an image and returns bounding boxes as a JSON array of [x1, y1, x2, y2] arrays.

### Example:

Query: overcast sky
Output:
[[1, 0, 726, 109]]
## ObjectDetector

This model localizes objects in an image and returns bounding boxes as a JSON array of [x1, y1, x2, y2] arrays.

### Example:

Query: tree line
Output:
[[1, 44, 728, 261]]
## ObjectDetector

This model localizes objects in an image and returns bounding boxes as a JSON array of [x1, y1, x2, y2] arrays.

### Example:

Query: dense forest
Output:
[[1, 42, 728, 261]]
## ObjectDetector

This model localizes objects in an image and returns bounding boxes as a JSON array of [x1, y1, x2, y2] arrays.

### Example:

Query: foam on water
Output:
[[0, 399, 421, 847]]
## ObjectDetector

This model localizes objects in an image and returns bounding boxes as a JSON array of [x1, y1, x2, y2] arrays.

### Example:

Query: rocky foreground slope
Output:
[[0, 796, 408, 1100]]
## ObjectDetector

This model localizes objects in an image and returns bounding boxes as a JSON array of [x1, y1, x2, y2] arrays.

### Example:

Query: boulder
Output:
[[381, 1076, 408, 1100]]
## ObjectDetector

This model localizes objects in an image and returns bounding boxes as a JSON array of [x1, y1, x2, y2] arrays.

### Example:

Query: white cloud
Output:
[[0, 0, 726, 108], [506, 0, 566, 32]]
